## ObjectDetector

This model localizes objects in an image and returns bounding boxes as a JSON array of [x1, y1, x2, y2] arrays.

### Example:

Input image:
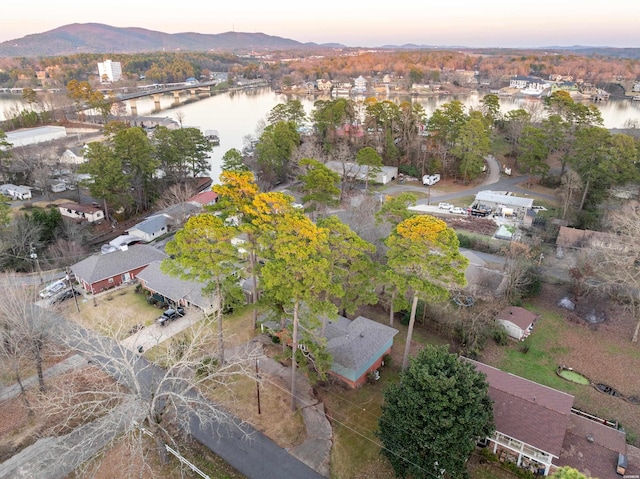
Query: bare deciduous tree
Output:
[[0, 272, 58, 393], [588, 206, 640, 342], [43, 317, 260, 468], [498, 241, 540, 304]]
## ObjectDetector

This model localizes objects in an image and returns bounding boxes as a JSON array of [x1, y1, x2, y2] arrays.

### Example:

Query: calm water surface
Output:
[[2, 88, 640, 184]]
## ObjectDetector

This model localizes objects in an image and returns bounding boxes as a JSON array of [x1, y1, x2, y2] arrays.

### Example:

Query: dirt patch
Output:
[[443, 216, 500, 236]]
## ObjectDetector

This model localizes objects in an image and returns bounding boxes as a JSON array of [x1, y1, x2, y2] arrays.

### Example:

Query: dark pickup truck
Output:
[[470, 207, 492, 217], [156, 306, 185, 326]]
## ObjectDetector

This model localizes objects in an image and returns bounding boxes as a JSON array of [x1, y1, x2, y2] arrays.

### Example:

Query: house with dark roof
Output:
[[157, 202, 201, 226], [556, 412, 629, 479], [70, 244, 167, 294], [260, 314, 398, 389], [136, 260, 217, 314], [466, 359, 631, 478], [496, 306, 538, 341], [323, 316, 399, 388]]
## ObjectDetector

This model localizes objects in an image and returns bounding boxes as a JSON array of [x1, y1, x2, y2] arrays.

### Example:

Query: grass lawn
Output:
[[450, 194, 476, 208], [494, 307, 580, 393], [60, 284, 161, 339], [318, 305, 495, 479], [481, 284, 640, 445]]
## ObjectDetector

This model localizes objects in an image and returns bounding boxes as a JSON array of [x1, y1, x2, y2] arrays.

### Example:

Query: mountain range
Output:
[[2, 24, 640, 60], [0, 23, 342, 57]]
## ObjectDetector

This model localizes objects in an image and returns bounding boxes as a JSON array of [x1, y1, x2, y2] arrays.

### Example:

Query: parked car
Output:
[[156, 306, 185, 326], [39, 279, 67, 299], [449, 207, 467, 215], [438, 202, 454, 210], [50, 288, 81, 305]]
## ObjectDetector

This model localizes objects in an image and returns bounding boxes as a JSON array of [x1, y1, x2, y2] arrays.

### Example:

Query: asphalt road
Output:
[[47, 310, 325, 479], [382, 155, 557, 205]]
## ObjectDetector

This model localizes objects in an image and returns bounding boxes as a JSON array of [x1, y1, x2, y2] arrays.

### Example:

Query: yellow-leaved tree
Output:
[[385, 215, 468, 370]]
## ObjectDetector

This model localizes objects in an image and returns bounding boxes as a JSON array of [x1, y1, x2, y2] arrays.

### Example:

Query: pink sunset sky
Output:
[[3, 1, 639, 48]]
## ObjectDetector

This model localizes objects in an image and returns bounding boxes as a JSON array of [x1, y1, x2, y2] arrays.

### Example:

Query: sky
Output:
[[3, 1, 640, 48]]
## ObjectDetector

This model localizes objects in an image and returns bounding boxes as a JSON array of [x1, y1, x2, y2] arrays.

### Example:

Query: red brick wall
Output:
[[331, 346, 392, 389], [84, 266, 149, 293]]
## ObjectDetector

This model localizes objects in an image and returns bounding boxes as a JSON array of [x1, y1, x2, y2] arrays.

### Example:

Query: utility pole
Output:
[[66, 269, 80, 312], [255, 359, 261, 415], [29, 244, 43, 285]]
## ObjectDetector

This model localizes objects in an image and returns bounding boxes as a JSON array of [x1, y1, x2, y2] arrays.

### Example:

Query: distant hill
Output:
[[0, 23, 336, 57]]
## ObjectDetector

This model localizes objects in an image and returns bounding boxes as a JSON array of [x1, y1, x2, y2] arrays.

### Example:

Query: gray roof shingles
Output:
[[324, 316, 398, 372], [71, 244, 167, 284], [136, 260, 214, 311], [128, 214, 171, 235]]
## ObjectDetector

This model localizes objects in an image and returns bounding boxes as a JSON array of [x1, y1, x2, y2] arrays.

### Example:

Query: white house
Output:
[[317, 79, 332, 91], [58, 202, 104, 223], [126, 214, 172, 242], [353, 75, 367, 94], [509, 75, 550, 95], [0, 184, 32, 200], [97, 59, 122, 83], [59, 147, 86, 165]]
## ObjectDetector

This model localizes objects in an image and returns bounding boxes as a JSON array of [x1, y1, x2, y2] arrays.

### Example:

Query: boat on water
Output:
[[204, 129, 220, 145]]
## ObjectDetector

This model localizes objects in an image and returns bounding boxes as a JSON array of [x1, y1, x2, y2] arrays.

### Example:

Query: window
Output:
[[108, 278, 114, 283]]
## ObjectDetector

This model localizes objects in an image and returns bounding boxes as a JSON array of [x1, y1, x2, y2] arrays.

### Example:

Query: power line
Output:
[[259, 374, 445, 479]]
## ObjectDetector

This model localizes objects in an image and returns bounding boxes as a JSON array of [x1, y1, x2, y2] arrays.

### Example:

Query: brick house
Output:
[[70, 244, 167, 294], [323, 315, 398, 388], [136, 260, 217, 314]]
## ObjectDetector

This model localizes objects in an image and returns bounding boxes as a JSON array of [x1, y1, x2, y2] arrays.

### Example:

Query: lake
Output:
[[2, 87, 640, 184]]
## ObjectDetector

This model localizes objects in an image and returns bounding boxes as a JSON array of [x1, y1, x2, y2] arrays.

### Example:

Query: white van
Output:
[[39, 279, 67, 298]]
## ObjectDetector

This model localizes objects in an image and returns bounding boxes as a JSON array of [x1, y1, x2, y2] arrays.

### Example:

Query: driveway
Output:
[[120, 309, 203, 353]]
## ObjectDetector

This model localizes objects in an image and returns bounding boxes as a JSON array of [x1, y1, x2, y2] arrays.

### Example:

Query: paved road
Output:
[[383, 155, 557, 205], [7, 309, 325, 479]]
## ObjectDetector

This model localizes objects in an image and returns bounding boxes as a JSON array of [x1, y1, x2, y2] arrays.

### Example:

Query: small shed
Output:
[[496, 306, 538, 341]]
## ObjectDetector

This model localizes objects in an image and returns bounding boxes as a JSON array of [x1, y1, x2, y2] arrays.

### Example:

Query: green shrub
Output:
[[457, 233, 473, 249], [478, 447, 498, 462], [382, 354, 393, 368], [492, 326, 509, 346], [399, 164, 419, 178]]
